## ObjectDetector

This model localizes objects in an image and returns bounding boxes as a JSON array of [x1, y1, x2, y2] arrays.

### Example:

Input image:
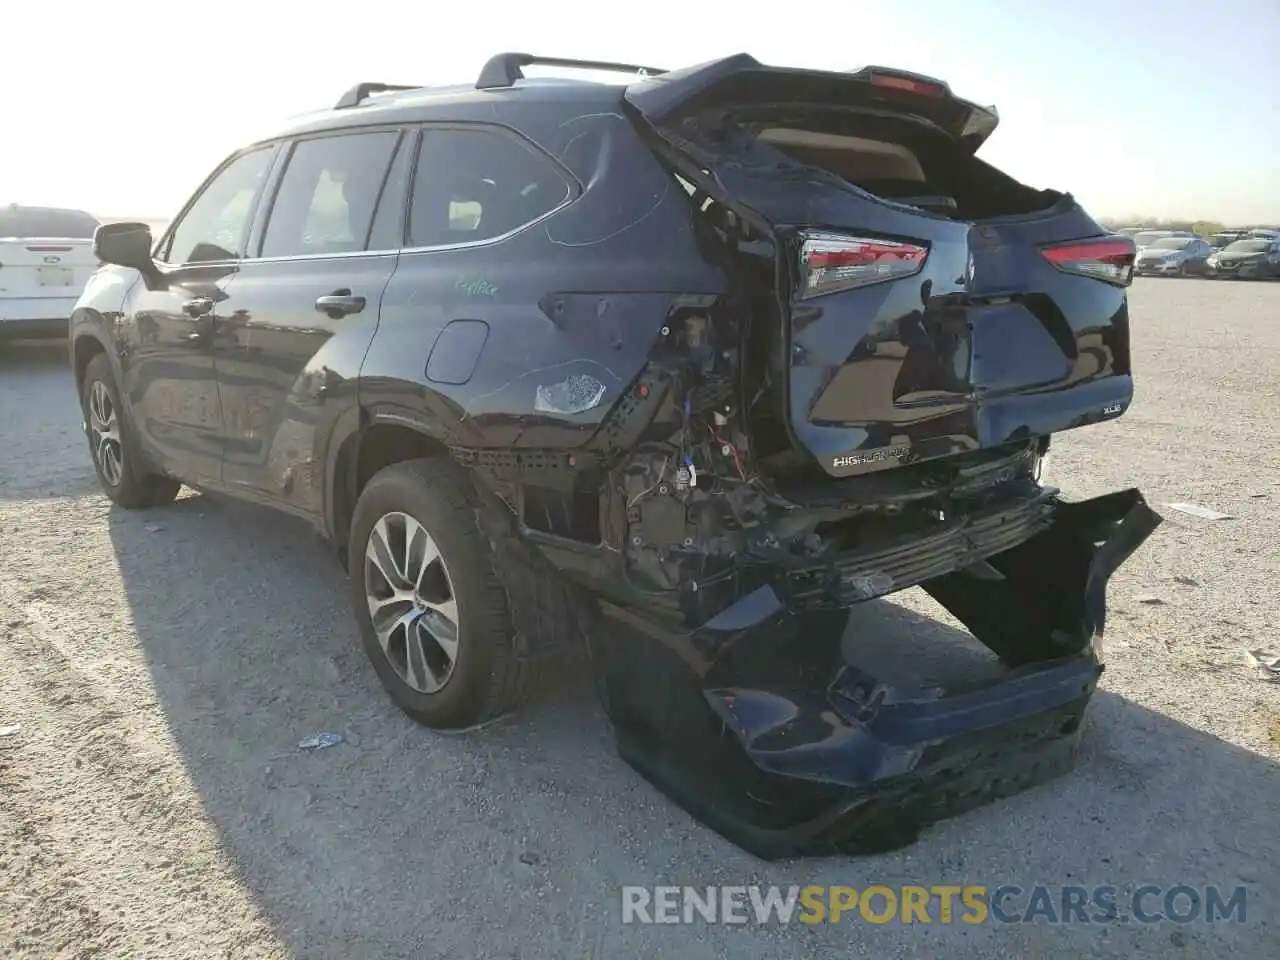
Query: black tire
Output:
[[80, 353, 181, 508], [348, 457, 530, 729]]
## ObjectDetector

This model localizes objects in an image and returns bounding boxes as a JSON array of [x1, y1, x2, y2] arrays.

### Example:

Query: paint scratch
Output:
[[456, 278, 499, 297], [546, 178, 671, 247], [558, 112, 628, 127]]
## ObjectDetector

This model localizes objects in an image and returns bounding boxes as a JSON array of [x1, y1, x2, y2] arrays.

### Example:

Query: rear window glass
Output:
[[408, 127, 572, 247], [0, 206, 100, 239]]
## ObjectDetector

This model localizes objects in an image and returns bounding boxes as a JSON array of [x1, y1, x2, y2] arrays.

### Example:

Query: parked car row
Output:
[[1125, 227, 1280, 280]]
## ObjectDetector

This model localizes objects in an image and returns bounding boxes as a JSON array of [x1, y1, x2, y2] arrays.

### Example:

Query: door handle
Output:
[[183, 297, 214, 317], [315, 290, 366, 319]]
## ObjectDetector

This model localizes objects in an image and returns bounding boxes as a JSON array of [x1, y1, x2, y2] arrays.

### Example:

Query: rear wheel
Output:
[[80, 354, 181, 508], [348, 457, 532, 729]]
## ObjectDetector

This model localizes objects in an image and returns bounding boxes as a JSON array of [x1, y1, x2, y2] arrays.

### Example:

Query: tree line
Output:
[[1099, 217, 1279, 235]]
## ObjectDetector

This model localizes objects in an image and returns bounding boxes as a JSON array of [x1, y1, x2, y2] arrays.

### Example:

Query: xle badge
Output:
[[1102, 402, 1122, 416]]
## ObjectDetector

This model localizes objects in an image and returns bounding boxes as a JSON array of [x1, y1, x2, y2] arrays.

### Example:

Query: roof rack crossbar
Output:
[[475, 53, 666, 90], [334, 82, 421, 110]]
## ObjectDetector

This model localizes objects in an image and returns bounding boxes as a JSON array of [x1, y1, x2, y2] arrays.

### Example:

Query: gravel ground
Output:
[[1, 278, 1278, 959]]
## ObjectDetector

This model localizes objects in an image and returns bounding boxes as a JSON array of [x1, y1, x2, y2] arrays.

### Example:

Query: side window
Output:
[[408, 127, 571, 247], [162, 147, 274, 264], [260, 132, 399, 259]]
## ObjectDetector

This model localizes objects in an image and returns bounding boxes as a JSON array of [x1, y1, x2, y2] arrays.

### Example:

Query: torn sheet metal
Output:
[[588, 488, 1161, 860]]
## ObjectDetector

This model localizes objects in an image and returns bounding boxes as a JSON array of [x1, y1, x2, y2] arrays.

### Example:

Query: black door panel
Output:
[[211, 129, 403, 517], [214, 255, 396, 514], [118, 145, 278, 486], [119, 266, 236, 485]]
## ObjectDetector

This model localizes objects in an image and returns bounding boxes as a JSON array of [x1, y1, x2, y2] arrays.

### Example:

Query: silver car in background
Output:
[[1134, 235, 1213, 277]]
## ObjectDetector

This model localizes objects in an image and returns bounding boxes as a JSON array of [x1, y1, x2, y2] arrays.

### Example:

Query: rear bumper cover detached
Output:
[[591, 488, 1161, 859]]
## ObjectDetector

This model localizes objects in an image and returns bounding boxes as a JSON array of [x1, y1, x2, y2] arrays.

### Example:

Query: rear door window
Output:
[[259, 131, 400, 259], [407, 127, 572, 247], [161, 148, 275, 264]]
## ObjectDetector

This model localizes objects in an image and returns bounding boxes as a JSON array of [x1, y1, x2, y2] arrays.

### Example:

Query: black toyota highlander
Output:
[[69, 53, 1160, 859]]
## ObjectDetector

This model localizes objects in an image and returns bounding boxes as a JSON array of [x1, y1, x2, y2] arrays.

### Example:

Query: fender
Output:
[[322, 401, 459, 552], [68, 267, 142, 395], [321, 402, 366, 545]]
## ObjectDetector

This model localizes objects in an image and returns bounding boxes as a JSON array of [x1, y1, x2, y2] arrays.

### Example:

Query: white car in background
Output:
[[0, 204, 102, 344]]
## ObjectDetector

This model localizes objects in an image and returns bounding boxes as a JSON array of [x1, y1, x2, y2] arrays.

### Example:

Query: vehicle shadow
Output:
[[0, 339, 102, 502], [104, 492, 1280, 959]]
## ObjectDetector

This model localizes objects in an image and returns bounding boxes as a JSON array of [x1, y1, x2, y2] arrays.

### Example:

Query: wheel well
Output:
[[332, 423, 450, 562], [73, 335, 106, 398]]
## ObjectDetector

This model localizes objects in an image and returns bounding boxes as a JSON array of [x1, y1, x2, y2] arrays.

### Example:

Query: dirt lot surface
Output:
[[2, 278, 1278, 959]]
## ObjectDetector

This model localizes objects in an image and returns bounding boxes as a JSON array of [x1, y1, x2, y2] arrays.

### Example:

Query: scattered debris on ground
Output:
[[1164, 502, 1233, 521], [297, 732, 344, 750], [1245, 649, 1280, 682]]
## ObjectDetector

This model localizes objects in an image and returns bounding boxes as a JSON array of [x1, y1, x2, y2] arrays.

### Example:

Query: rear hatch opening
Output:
[[587, 53, 1159, 862], [751, 122, 1064, 221], [623, 56, 1135, 486]]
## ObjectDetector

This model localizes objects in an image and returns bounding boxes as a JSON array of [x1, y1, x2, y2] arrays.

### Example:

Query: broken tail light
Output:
[[797, 231, 929, 300], [1040, 237, 1136, 287]]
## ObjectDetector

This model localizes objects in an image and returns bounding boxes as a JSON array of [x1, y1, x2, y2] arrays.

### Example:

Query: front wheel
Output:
[[348, 457, 533, 729], [80, 354, 181, 508]]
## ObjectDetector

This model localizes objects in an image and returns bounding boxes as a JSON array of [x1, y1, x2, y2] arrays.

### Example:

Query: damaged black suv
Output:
[[71, 53, 1160, 859]]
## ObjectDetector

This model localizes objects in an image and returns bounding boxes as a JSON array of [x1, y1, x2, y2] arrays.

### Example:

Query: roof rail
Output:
[[475, 53, 667, 90], [334, 82, 421, 110]]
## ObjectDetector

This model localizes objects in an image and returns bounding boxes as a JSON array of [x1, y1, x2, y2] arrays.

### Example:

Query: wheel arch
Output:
[[326, 410, 456, 567], [71, 329, 110, 400]]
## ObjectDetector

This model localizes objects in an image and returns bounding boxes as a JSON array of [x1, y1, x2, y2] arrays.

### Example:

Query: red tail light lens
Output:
[[797, 231, 929, 299], [868, 72, 948, 99], [1040, 236, 1136, 287]]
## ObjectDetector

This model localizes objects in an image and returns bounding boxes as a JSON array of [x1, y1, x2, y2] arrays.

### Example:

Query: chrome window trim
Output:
[[160, 120, 579, 267], [166, 185, 574, 267]]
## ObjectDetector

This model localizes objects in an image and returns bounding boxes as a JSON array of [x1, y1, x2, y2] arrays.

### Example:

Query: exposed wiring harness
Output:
[[627, 456, 670, 509]]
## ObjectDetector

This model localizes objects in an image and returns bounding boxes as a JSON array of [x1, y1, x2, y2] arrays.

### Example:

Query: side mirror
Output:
[[94, 221, 155, 272]]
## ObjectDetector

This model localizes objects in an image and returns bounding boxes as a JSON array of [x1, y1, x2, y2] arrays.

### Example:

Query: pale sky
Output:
[[3, 0, 1277, 224]]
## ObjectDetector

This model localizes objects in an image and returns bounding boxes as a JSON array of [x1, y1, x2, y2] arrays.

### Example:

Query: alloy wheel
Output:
[[88, 380, 124, 487], [363, 511, 460, 693]]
